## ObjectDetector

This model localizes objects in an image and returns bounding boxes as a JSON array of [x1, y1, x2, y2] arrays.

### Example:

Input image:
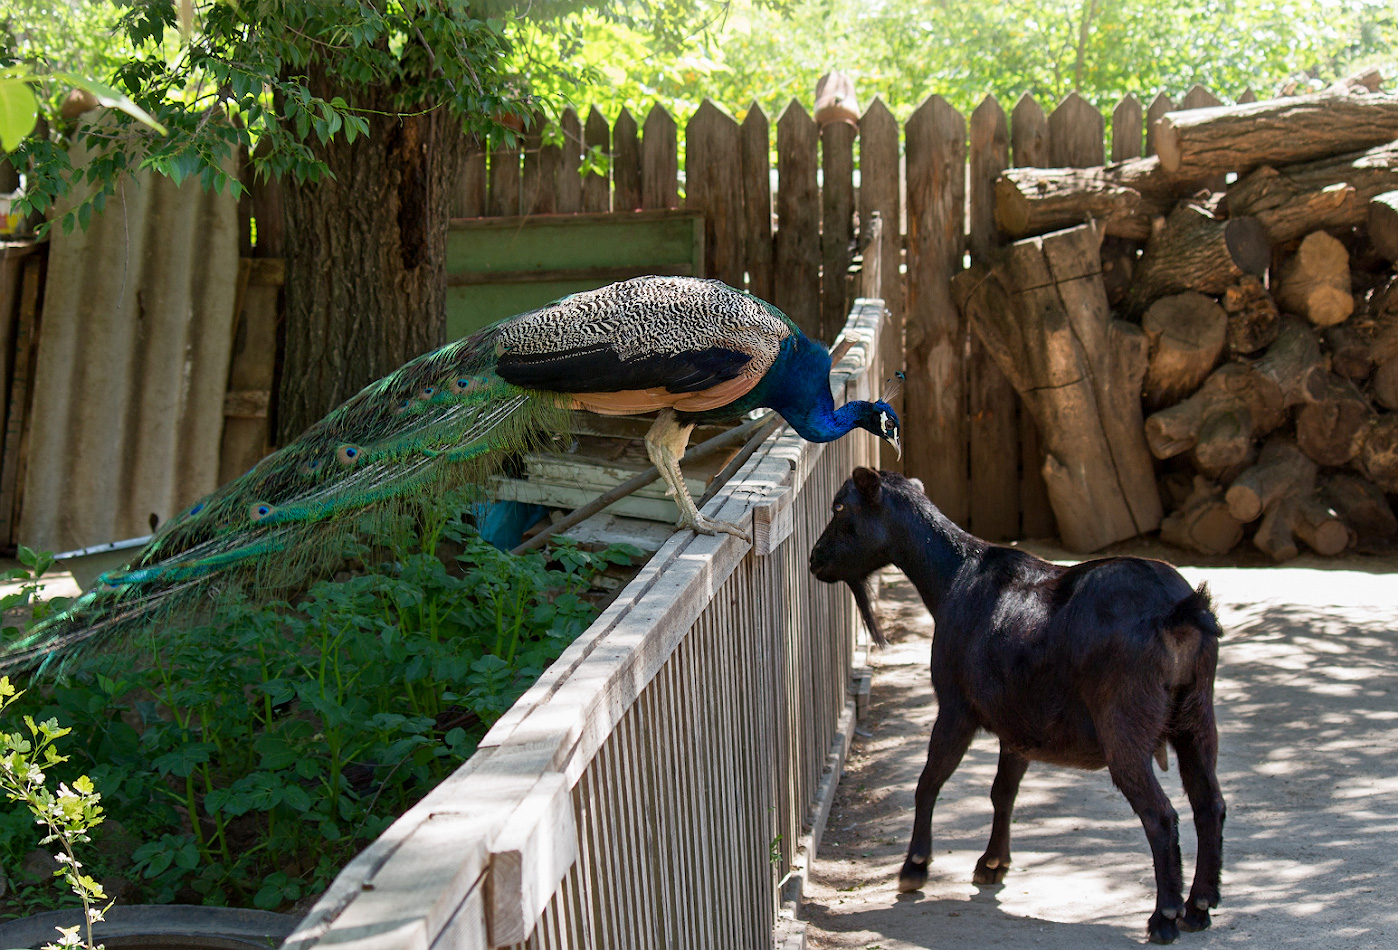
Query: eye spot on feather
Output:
[[337, 444, 362, 466], [250, 503, 274, 521], [419, 385, 437, 400], [299, 458, 325, 476], [451, 376, 489, 395], [187, 502, 205, 516]]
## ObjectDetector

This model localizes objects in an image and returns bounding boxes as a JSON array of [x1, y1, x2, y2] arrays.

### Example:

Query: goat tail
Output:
[[846, 577, 889, 648], [1164, 582, 1223, 639]]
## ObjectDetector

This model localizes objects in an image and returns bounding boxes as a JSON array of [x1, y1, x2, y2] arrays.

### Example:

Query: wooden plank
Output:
[[1237, 88, 1258, 104], [740, 103, 774, 302], [968, 94, 1019, 541], [557, 107, 582, 214], [774, 100, 821, 340], [523, 113, 558, 215], [820, 119, 856, 343], [487, 773, 578, 947], [0, 256, 42, 545], [1112, 94, 1143, 162], [1012, 96, 1056, 539], [686, 100, 745, 288], [612, 108, 641, 212], [1011, 93, 1050, 167], [489, 135, 522, 218], [456, 136, 487, 218], [1180, 83, 1223, 111], [582, 107, 610, 213], [1048, 91, 1105, 167], [905, 94, 969, 526], [1145, 92, 1174, 157], [642, 104, 679, 211], [859, 97, 904, 472]]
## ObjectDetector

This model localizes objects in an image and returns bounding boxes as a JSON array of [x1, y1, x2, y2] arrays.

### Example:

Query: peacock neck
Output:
[[760, 335, 867, 443]]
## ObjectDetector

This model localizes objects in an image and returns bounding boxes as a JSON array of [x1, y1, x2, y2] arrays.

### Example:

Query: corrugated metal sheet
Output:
[[18, 129, 238, 553]]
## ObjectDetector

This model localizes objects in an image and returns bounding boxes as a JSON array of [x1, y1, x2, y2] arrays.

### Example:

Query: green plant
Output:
[[1, 506, 638, 914], [1, 676, 110, 950]]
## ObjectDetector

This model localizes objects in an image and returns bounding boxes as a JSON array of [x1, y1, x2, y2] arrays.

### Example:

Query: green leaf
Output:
[[0, 78, 38, 152], [52, 72, 167, 135]]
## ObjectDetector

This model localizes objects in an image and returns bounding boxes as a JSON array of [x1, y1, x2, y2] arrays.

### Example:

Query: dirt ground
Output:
[[801, 541, 1398, 949]]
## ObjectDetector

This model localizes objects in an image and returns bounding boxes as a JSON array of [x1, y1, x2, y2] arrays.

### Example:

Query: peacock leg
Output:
[[644, 409, 751, 542]]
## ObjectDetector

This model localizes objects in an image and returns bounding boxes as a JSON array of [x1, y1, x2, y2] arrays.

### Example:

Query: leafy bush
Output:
[[1, 512, 638, 914]]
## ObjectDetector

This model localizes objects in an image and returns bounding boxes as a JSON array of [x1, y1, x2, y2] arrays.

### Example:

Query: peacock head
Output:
[[853, 400, 901, 458]]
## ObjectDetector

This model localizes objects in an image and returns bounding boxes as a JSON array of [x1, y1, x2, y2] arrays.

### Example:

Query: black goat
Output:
[[809, 467, 1224, 945]]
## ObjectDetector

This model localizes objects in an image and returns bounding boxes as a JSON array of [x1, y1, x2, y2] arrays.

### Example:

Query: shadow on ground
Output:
[[802, 557, 1398, 949]]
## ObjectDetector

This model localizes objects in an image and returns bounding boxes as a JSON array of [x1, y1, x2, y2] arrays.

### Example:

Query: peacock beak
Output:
[[889, 429, 902, 459]]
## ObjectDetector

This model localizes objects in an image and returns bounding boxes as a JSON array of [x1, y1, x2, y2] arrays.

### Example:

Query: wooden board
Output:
[[775, 101, 821, 341]]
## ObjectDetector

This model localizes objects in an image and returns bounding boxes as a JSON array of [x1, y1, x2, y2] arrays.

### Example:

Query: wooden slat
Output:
[[490, 135, 522, 218], [1011, 93, 1050, 167], [1112, 94, 1144, 162], [612, 108, 642, 212], [859, 97, 904, 472], [968, 94, 1019, 541], [1237, 88, 1258, 104], [582, 107, 610, 213], [820, 119, 856, 343], [523, 113, 559, 215], [1011, 95, 1056, 539], [457, 135, 487, 218], [774, 100, 821, 340], [557, 107, 583, 213], [642, 104, 679, 211], [740, 103, 774, 302], [1048, 90, 1105, 166], [1180, 83, 1223, 111], [685, 100, 746, 288], [905, 94, 969, 526], [1145, 92, 1174, 156], [0, 256, 43, 545]]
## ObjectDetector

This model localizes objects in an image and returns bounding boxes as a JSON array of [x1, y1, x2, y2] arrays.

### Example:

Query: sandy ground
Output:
[[801, 543, 1398, 949]]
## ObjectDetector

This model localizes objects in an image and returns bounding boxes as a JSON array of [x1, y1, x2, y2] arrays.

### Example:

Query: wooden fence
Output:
[[283, 298, 889, 950], [457, 83, 1258, 541]]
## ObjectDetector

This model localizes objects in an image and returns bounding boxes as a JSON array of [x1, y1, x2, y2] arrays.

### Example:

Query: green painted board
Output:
[[445, 209, 705, 339]]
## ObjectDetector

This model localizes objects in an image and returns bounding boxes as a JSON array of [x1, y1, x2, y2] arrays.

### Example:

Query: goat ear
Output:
[[851, 466, 882, 503]]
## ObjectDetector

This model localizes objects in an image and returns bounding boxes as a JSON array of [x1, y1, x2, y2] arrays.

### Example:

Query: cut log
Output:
[[1367, 190, 1398, 262], [1324, 322, 1374, 380], [1220, 276, 1279, 355], [1125, 204, 1269, 313], [1253, 490, 1351, 561], [1320, 471, 1397, 549], [1099, 236, 1138, 307], [1374, 360, 1398, 411], [1357, 414, 1398, 492], [1274, 231, 1353, 327], [994, 157, 1174, 240], [1224, 435, 1316, 523], [1154, 88, 1398, 180], [953, 221, 1162, 552], [1296, 371, 1375, 466], [1141, 292, 1227, 410], [1369, 294, 1398, 410], [1226, 140, 1398, 244], [1159, 476, 1244, 555], [1144, 362, 1285, 476], [1250, 315, 1324, 409]]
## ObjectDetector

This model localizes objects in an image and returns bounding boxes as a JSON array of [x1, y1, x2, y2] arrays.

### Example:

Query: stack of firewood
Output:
[[976, 70, 1398, 559]]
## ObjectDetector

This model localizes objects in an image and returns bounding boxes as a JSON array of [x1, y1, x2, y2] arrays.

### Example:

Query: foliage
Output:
[[0, 511, 639, 914], [1, 677, 110, 950]]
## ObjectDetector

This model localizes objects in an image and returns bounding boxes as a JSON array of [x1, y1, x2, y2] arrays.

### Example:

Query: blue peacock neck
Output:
[[760, 334, 875, 443]]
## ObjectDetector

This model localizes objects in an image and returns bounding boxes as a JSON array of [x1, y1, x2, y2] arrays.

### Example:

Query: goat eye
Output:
[[833, 503, 844, 513]]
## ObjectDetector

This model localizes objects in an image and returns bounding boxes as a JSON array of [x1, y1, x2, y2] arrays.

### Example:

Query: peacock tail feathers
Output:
[[3, 322, 574, 671]]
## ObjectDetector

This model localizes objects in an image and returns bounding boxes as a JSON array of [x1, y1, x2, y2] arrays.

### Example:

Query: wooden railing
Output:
[[282, 298, 888, 950]]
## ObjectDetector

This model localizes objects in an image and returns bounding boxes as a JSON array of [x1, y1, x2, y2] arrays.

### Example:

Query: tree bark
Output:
[[1321, 472, 1396, 550], [1221, 276, 1280, 355], [1225, 140, 1398, 244], [1159, 476, 1244, 555], [1154, 88, 1398, 180], [1367, 190, 1398, 262], [993, 158, 1173, 240], [953, 222, 1162, 552], [1144, 362, 1285, 476], [1296, 371, 1374, 466], [277, 63, 464, 443], [1224, 435, 1315, 523], [1141, 292, 1226, 411], [1253, 489, 1351, 561], [1250, 315, 1324, 410], [1324, 322, 1374, 380], [1274, 231, 1353, 327], [1125, 204, 1269, 313], [1357, 414, 1398, 492]]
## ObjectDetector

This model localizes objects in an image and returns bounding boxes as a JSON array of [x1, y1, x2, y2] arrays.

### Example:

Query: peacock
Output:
[[2, 276, 901, 669]]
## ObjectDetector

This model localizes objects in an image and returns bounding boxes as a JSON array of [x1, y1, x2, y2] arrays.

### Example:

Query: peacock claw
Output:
[[679, 514, 751, 543]]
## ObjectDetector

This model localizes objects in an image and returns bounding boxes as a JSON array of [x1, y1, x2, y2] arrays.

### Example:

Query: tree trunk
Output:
[[1154, 87, 1398, 180], [1125, 204, 1269, 313], [276, 64, 465, 443], [993, 156, 1177, 240]]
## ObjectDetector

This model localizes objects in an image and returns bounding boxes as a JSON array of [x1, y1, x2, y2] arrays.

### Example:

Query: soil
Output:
[[801, 541, 1398, 949]]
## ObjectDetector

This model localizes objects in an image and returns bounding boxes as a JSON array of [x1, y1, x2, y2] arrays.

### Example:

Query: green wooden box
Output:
[[445, 210, 705, 340]]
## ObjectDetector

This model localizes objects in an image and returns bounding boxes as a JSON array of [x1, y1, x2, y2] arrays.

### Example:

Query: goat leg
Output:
[[1172, 726, 1225, 932], [973, 746, 1029, 885], [1108, 753, 1187, 944], [899, 708, 977, 892]]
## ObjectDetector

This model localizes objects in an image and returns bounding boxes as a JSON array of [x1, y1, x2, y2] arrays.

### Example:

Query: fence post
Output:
[[643, 104, 679, 210], [557, 107, 583, 213], [775, 100, 821, 341], [819, 82, 857, 344], [613, 107, 642, 212], [859, 97, 904, 472], [686, 100, 746, 288], [582, 106, 611, 213], [1112, 94, 1144, 162], [740, 103, 774, 302]]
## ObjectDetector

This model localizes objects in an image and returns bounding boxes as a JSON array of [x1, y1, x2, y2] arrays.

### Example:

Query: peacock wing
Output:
[[492, 276, 791, 412]]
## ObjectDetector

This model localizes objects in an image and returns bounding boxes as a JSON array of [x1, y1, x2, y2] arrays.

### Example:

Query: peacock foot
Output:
[[678, 512, 751, 543]]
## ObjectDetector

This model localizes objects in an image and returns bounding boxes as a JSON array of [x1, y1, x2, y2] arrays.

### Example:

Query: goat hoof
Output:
[[897, 860, 929, 893], [1179, 906, 1212, 932], [972, 855, 1008, 885], [1148, 911, 1181, 945]]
